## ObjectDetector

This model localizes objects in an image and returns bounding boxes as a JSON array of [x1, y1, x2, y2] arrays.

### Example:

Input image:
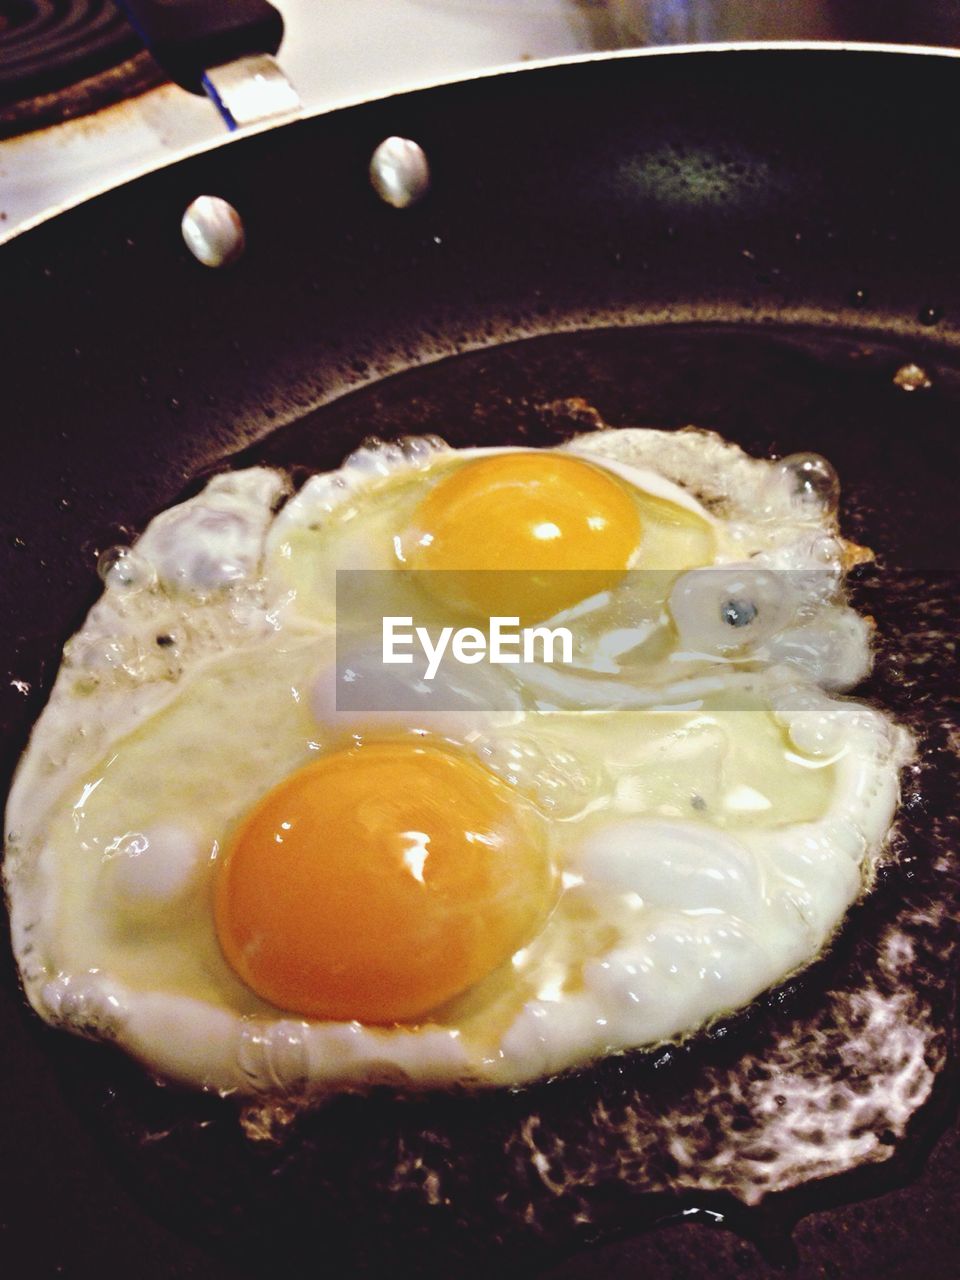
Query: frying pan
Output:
[[2, 41, 960, 1280]]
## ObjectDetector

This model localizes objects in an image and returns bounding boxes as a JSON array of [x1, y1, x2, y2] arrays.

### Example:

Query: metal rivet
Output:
[[369, 136, 430, 209], [181, 195, 246, 268]]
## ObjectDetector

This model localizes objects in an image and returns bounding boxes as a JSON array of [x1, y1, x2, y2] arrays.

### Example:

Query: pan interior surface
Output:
[[2, 46, 960, 1280]]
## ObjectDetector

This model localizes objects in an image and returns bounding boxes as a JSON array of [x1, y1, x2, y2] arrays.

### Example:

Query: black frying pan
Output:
[[2, 45, 960, 1280]]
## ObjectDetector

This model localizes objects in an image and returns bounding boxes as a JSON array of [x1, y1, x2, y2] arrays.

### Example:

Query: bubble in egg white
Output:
[[97, 545, 156, 593], [776, 451, 841, 516], [73, 633, 143, 675], [759, 607, 872, 690], [137, 469, 287, 592], [471, 732, 602, 818], [573, 820, 763, 917], [669, 564, 800, 656], [104, 824, 210, 921]]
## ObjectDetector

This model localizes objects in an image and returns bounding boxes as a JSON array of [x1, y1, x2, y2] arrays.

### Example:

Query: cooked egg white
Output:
[[3, 428, 912, 1096]]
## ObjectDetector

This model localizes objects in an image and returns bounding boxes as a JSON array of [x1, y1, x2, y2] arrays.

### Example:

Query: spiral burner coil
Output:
[[0, 1, 163, 135]]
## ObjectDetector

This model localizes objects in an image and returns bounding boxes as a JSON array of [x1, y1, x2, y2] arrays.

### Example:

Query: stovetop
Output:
[[5, 1, 960, 245], [0, 0, 602, 242], [0, 0, 157, 129]]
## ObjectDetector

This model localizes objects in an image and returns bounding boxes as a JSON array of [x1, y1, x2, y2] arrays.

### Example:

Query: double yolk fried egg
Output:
[[3, 427, 911, 1096]]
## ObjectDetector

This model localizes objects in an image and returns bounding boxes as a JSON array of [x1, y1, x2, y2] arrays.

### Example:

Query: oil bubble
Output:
[[776, 453, 840, 516], [97, 546, 156, 592]]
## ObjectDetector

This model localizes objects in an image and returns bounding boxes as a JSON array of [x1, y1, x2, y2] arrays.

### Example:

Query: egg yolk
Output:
[[214, 743, 553, 1023], [399, 453, 642, 623]]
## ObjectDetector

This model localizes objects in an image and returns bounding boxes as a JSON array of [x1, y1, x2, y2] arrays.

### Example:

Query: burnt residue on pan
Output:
[[9, 325, 955, 1280]]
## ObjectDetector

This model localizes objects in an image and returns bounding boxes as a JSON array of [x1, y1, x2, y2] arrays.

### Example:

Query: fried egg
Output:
[[3, 428, 912, 1096]]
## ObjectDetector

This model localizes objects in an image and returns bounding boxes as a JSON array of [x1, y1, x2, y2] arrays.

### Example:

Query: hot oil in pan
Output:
[[19, 326, 960, 1279]]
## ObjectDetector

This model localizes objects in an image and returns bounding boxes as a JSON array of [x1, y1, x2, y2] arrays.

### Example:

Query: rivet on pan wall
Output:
[[369, 137, 430, 209], [181, 196, 246, 268]]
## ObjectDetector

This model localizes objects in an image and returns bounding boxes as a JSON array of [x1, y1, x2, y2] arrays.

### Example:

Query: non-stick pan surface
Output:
[[2, 46, 960, 1279]]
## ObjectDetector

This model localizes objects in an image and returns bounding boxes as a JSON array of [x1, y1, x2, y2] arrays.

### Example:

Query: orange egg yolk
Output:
[[214, 743, 553, 1024], [399, 452, 642, 623]]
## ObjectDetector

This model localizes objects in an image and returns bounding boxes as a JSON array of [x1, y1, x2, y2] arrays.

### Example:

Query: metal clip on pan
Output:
[[113, 0, 301, 130]]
